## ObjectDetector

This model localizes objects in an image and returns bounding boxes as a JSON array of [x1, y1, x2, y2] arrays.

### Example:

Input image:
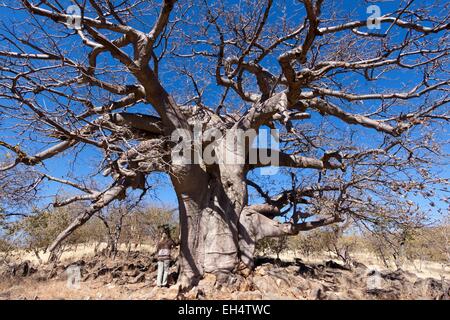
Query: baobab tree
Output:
[[0, 0, 448, 288]]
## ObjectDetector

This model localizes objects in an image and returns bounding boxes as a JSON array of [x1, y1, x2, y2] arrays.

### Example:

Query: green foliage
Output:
[[3, 198, 447, 268], [404, 225, 449, 263], [7, 204, 177, 254], [288, 229, 330, 257], [366, 225, 450, 266], [256, 236, 289, 259], [257, 224, 449, 266], [18, 206, 82, 251]]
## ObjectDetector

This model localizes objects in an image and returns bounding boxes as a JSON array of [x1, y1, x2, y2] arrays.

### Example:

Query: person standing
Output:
[[155, 231, 175, 287]]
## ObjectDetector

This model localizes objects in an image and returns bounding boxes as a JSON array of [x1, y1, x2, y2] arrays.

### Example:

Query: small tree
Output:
[[97, 203, 129, 258], [16, 205, 89, 263], [256, 235, 289, 262], [122, 206, 178, 247], [289, 229, 329, 259], [323, 228, 357, 265]]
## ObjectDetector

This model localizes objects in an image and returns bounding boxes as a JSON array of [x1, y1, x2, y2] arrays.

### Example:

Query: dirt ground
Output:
[[0, 245, 449, 300]]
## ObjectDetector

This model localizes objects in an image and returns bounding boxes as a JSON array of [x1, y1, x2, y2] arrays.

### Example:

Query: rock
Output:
[[113, 278, 127, 285], [237, 264, 252, 277], [382, 269, 416, 282], [0, 291, 11, 300], [414, 278, 449, 300], [156, 285, 180, 300], [124, 263, 135, 271], [262, 293, 296, 300], [285, 265, 299, 274], [352, 261, 368, 270], [308, 283, 327, 300], [325, 260, 351, 271], [289, 287, 305, 299], [129, 272, 146, 284], [126, 269, 139, 278], [366, 288, 398, 300], [295, 260, 316, 277], [238, 278, 253, 292], [198, 273, 217, 291], [252, 273, 298, 299], [182, 287, 199, 300], [3, 249, 448, 300], [252, 275, 278, 293], [254, 266, 268, 276], [106, 273, 115, 283], [347, 289, 365, 299], [12, 261, 31, 277], [232, 291, 263, 300]]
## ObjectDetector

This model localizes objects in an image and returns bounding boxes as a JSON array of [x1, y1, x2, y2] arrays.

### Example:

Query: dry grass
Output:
[[0, 243, 163, 300], [6, 243, 155, 264], [0, 276, 160, 300]]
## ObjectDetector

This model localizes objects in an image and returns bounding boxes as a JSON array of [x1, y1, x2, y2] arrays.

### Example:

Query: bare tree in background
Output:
[[0, 0, 448, 288]]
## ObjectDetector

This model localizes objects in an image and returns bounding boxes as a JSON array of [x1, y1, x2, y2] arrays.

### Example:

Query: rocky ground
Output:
[[0, 251, 448, 300]]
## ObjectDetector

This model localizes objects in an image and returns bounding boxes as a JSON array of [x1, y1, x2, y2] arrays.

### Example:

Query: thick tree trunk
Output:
[[172, 161, 297, 288], [172, 163, 247, 287]]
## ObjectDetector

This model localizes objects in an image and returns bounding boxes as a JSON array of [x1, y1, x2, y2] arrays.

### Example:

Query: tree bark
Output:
[[171, 146, 303, 288], [172, 162, 247, 287]]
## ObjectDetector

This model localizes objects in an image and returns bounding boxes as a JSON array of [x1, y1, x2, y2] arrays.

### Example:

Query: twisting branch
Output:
[[47, 178, 130, 254]]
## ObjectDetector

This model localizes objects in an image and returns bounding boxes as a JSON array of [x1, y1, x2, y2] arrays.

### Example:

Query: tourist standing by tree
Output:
[[155, 228, 176, 287]]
